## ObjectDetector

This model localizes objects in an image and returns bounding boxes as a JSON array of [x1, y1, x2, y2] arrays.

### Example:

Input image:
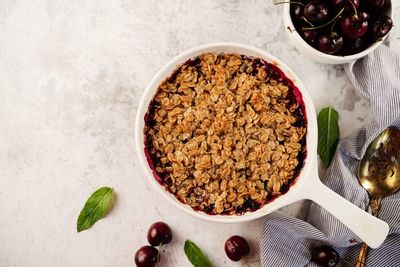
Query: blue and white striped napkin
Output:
[[260, 44, 400, 267]]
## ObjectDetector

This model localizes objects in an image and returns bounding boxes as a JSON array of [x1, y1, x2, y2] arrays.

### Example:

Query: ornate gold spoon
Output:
[[355, 127, 400, 267]]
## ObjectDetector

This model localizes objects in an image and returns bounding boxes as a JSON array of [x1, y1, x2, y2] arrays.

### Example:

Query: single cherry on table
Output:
[[311, 245, 340, 267], [147, 221, 173, 246], [225, 235, 250, 262], [134, 246, 159, 267]]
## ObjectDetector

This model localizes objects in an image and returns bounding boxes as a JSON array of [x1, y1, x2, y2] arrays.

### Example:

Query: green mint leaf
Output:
[[317, 106, 340, 167], [184, 240, 214, 267], [77, 187, 115, 232]]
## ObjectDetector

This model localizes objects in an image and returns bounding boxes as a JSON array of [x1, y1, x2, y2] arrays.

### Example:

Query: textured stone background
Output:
[[1, 1, 399, 266]]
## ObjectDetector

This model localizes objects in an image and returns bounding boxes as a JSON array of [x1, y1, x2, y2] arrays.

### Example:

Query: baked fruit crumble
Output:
[[144, 53, 307, 215]]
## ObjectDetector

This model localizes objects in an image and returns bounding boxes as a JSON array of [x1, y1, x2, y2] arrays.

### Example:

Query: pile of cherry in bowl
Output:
[[290, 0, 393, 55]]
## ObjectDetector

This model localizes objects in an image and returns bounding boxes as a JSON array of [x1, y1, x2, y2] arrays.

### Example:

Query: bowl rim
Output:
[[135, 42, 317, 223], [282, 2, 393, 62]]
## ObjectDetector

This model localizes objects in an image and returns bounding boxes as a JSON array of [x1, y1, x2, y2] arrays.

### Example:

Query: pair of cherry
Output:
[[134, 222, 172, 267]]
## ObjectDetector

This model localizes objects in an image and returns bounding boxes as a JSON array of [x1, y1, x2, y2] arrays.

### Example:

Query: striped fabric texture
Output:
[[260, 44, 400, 267]]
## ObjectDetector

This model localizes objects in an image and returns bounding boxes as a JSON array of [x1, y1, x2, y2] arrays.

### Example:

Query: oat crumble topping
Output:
[[144, 53, 307, 215]]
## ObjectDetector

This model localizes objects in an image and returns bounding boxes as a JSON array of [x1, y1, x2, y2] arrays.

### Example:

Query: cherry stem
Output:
[[156, 243, 163, 267], [349, 0, 358, 19], [274, 1, 311, 27], [330, 19, 337, 32], [274, 1, 305, 6], [302, 17, 314, 27], [302, 7, 345, 31], [330, 10, 341, 32]]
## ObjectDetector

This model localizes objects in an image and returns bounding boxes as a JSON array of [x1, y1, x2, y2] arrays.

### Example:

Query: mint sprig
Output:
[[184, 240, 215, 267], [317, 107, 340, 167], [77, 187, 115, 232]]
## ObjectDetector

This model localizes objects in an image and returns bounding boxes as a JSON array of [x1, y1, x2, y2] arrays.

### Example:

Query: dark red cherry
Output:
[[302, 30, 318, 46], [225, 235, 250, 262], [304, 1, 330, 24], [134, 246, 159, 267], [369, 15, 393, 41], [147, 222, 172, 246], [317, 32, 344, 54], [364, 0, 385, 10], [360, 11, 370, 21], [311, 245, 340, 267], [340, 12, 369, 40], [291, 4, 305, 21], [343, 37, 365, 55], [332, 0, 360, 12]]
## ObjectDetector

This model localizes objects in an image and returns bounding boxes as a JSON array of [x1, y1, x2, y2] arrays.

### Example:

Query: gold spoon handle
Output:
[[355, 243, 369, 267], [355, 198, 382, 267], [370, 198, 382, 217]]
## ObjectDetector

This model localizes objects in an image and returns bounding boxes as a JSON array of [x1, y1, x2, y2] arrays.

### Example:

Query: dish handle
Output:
[[302, 176, 389, 249]]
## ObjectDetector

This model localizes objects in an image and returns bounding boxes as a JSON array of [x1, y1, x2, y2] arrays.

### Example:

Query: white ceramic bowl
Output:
[[282, 2, 393, 64], [135, 43, 388, 248], [136, 42, 317, 223]]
